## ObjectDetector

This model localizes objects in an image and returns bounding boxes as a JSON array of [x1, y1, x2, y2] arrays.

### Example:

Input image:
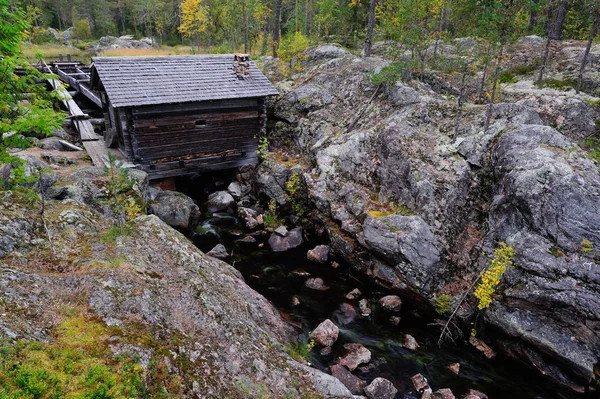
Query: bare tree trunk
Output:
[[537, 0, 555, 84], [550, 1, 568, 40], [527, 0, 539, 33], [364, 0, 377, 57], [479, 42, 492, 98], [485, 44, 505, 131], [577, 7, 600, 94], [243, 0, 248, 53], [455, 60, 471, 136], [273, 0, 282, 57], [261, 15, 269, 56]]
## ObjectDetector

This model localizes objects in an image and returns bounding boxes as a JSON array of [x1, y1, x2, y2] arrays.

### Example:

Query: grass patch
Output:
[[98, 46, 193, 57], [435, 294, 452, 315], [535, 78, 577, 91], [509, 64, 539, 75], [21, 44, 91, 63], [498, 70, 518, 84], [549, 246, 565, 258], [367, 209, 394, 219], [0, 312, 183, 398], [584, 137, 600, 163]]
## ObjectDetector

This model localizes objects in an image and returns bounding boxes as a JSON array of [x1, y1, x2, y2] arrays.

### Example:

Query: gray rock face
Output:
[[358, 215, 441, 291], [149, 190, 200, 229], [238, 207, 259, 229], [485, 124, 600, 388], [14, 154, 57, 191], [268, 227, 303, 252], [206, 190, 235, 212], [263, 52, 600, 391], [517, 35, 544, 46], [255, 159, 291, 205], [363, 377, 398, 399]]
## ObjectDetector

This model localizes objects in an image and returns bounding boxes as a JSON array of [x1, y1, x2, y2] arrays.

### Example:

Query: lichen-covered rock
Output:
[[307, 244, 330, 263], [206, 190, 235, 212], [268, 227, 304, 252], [337, 343, 371, 371], [330, 364, 366, 395], [149, 190, 200, 229], [309, 319, 339, 347], [363, 377, 398, 399], [305, 44, 351, 60], [378, 295, 402, 312]]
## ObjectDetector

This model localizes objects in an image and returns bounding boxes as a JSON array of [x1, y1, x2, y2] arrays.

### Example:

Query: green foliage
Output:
[[263, 198, 284, 229], [285, 171, 309, 219], [369, 62, 406, 86], [73, 19, 92, 41], [256, 136, 269, 161], [498, 70, 518, 84], [549, 246, 565, 258], [474, 242, 515, 310], [285, 339, 315, 362], [278, 31, 309, 76], [535, 78, 577, 91], [0, 315, 183, 399], [435, 294, 452, 315], [580, 239, 594, 254], [583, 137, 600, 163]]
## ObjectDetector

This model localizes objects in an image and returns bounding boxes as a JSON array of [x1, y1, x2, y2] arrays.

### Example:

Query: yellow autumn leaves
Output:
[[474, 242, 515, 310]]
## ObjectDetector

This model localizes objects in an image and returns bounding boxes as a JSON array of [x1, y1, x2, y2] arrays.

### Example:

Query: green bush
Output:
[[435, 294, 452, 315], [498, 70, 518, 84], [369, 62, 406, 86]]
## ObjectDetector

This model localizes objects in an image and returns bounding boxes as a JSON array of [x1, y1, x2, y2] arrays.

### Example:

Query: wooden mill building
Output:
[[90, 54, 278, 179]]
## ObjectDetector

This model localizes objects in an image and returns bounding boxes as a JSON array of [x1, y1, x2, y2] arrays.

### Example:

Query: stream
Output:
[[180, 176, 586, 399]]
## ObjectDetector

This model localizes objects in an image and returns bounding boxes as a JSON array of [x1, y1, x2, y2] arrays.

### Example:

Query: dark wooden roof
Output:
[[91, 55, 279, 108]]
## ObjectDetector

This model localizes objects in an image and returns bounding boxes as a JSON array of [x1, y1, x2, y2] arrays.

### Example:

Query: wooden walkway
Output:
[[41, 61, 108, 167]]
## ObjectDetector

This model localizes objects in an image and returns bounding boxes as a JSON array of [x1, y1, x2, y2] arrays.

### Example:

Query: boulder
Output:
[[403, 334, 419, 351], [307, 245, 330, 263], [378, 295, 402, 312], [335, 303, 359, 325], [309, 319, 339, 347], [330, 364, 366, 395], [465, 389, 488, 399], [206, 191, 235, 212], [432, 388, 455, 399], [468, 336, 495, 359], [447, 363, 460, 375], [337, 343, 371, 371], [517, 35, 544, 46], [206, 244, 229, 260], [275, 225, 289, 236], [358, 299, 371, 316], [238, 207, 259, 229], [305, 277, 329, 291], [305, 44, 350, 60], [411, 373, 430, 392], [14, 154, 56, 191], [345, 288, 362, 301], [227, 181, 242, 198], [149, 191, 200, 229], [363, 377, 398, 399], [37, 137, 64, 151], [268, 227, 303, 252]]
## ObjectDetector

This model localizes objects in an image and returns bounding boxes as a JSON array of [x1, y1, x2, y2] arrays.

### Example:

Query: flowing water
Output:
[[186, 190, 588, 399]]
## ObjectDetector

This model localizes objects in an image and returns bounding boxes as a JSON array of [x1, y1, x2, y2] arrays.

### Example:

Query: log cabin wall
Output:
[[121, 99, 261, 179]]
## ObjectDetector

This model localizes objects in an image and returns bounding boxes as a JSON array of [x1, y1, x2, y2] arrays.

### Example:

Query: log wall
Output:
[[116, 99, 261, 179]]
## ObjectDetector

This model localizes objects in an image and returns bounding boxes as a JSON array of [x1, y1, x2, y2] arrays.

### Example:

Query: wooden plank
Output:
[[132, 99, 259, 116], [82, 140, 109, 167], [141, 154, 258, 180]]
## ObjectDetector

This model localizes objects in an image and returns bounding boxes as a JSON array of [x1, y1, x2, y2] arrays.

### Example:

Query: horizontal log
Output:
[[139, 142, 258, 161], [134, 123, 260, 138], [131, 99, 259, 116]]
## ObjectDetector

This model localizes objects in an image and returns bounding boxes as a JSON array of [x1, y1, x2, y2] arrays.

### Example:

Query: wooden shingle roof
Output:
[[91, 55, 279, 107]]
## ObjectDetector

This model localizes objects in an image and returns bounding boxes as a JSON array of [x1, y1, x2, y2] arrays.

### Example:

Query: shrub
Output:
[[278, 31, 309, 76], [263, 198, 284, 229], [474, 242, 515, 310], [369, 61, 406, 86]]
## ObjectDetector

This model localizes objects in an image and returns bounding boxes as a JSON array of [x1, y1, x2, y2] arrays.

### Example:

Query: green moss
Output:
[[434, 294, 452, 315], [0, 314, 183, 398], [549, 246, 565, 258], [580, 239, 594, 254]]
